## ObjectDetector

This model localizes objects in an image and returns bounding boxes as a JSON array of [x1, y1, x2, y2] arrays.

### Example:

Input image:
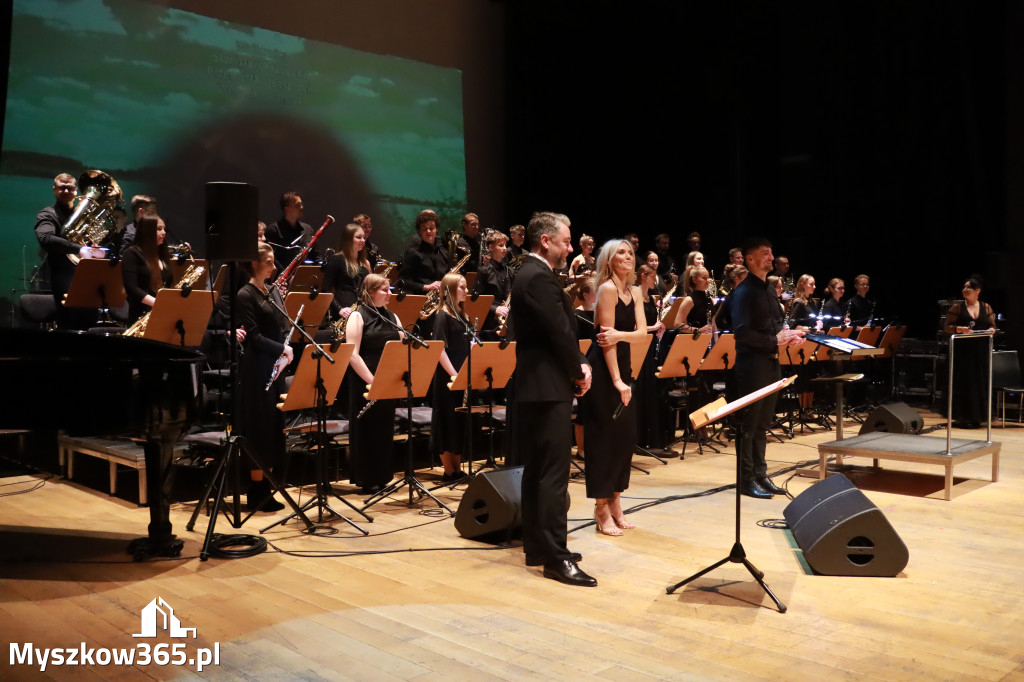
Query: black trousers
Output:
[[735, 352, 781, 482], [516, 400, 573, 565]]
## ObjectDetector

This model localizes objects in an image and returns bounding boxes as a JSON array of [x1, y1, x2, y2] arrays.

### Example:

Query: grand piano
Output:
[[0, 328, 204, 560]]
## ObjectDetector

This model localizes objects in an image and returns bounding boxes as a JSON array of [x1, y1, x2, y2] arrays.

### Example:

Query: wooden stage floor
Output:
[[2, 414, 1023, 681]]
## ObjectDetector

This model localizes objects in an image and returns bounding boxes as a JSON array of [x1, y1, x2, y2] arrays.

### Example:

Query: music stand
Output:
[[284, 290, 334, 343], [657, 331, 714, 455], [211, 264, 228, 301], [661, 297, 685, 328], [361, 339, 448, 513], [666, 374, 797, 613], [579, 339, 592, 354], [169, 258, 208, 287], [139, 288, 214, 347], [448, 341, 517, 474], [387, 294, 428, 332], [855, 325, 883, 347], [63, 258, 126, 324], [286, 265, 325, 294], [826, 325, 854, 338], [262, 343, 370, 534], [464, 271, 478, 291], [780, 338, 823, 434], [462, 294, 494, 332]]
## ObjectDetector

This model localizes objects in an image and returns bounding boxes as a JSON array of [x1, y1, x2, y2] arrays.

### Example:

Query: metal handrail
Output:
[[946, 332, 994, 454]]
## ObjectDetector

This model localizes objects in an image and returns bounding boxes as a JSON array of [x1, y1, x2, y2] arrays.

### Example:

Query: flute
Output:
[[265, 303, 302, 391]]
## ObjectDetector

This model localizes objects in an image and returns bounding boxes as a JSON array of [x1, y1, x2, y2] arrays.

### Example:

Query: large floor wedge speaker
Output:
[[783, 474, 908, 576], [455, 466, 523, 540], [859, 402, 923, 435]]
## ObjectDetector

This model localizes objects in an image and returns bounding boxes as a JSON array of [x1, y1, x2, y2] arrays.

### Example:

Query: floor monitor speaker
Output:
[[454, 466, 523, 541], [783, 474, 908, 576], [859, 402, 923, 435]]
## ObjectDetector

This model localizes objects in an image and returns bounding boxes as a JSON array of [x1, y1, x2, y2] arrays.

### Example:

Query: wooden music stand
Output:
[[661, 297, 685, 327], [780, 338, 819, 367], [361, 339, 449, 513], [856, 325, 884, 347], [284, 290, 334, 343], [628, 334, 653, 376], [211, 264, 227, 301], [579, 339, 592, 354], [699, 333, 737, 371], [667, 374, 797, 614], [387, 294, 428, 332], [826, 326, 854, 338], [169, 259, 208, 288], [464, 272, 478, 291], [140, 288, 215, 346], [449, 341, 517, 472], [656, 332, 712, 379], [286, 265, 325, 293], [878, 325, 906, 358], [63, 258, 126, 309], [462, 294, 494, 330], [277, 343, 353, 412]]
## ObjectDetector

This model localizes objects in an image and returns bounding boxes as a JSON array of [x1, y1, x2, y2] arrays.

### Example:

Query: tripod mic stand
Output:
[[257, 293, 370, 535], [665, 375, 796, 613]]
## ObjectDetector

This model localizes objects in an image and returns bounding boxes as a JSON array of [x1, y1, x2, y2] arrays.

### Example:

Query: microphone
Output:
[[396, 279, 406, 301], [611, 381, 634, 420]]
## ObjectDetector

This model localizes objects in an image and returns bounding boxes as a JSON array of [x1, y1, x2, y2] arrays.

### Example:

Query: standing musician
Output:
[[509, 211, 594, 587], [346, 274, 403, 494], [732, 237, 804, 499], [34, 172, 107, 329], [398, 210, 450, 295], [943, 277, 996, 429], [353, 213, 382, 267], [457, 213, 482, 273], [472, 229, 512, 339], [266, 191, 318, 270], [323, 223, 371, 318], [672, 266, 714, 333], [567, 234, 596, 282], [572, 276, 598, 461], [236, 242, 293, 512], [431, 273, 473, 482], [121, 214, 172, 325], [103, 194, 156, 261], [636, 264, 670, 454], [822, 278, 849, 328], [507, 224, 527, 259]]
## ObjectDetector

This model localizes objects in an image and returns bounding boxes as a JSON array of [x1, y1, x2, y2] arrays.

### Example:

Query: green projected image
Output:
[[1, 0, 466, 295]]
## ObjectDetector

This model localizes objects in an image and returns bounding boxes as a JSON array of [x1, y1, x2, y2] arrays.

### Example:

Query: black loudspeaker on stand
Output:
[[859, 402, 923, 435], [206, 182, 258, 261], [454, 466, 523, 541], [783, 474, 908, 577]]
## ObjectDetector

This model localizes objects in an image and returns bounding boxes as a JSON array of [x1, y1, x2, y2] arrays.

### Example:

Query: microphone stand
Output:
[[435, 289, 482, 486], [259, 289, 371, 534]]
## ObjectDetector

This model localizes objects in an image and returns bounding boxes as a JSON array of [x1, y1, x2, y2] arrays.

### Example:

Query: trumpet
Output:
[[419, 246, 471, 319], [123, 263, 206, 338]]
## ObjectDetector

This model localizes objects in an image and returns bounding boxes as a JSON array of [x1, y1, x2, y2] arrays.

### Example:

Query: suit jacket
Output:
[[510, 255, 584, 402]]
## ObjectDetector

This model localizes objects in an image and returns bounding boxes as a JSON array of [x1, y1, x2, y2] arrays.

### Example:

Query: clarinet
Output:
[[816, 298, 826, 331]]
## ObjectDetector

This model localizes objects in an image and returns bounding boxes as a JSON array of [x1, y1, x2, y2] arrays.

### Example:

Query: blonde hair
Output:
[[360, 273, 389, 305], [682, 266, 709, 297], [440, 273, 467, 318], [594, 239, 637, 287]]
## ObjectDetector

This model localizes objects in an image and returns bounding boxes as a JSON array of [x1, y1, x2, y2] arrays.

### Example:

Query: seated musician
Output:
[[507, 224, 527, 259], [472, 229, 512, 339], [568, 234, 596, 282], [787, 274, 819, 330], [323, 222, 371, 318], [121, 214, 173, 325], [398, 210, 449, 295], [642, 251, 669, 298], [266, 191, 318, 270], [713, 264, 747, 330], [822, 278, 849, 328], [846, 274, 875, 328], [354, 213, 382, 267], [458, 212, 482, 273]]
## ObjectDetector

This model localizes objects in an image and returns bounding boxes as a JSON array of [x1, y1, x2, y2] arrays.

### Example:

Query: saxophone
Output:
[[707, 270, 718, 299], [658, 283, 678, 321], [495, 292, 512, 337], [123, 263, 206, 337], [419, 246, 471, 319], [331, 302, 360, 341]]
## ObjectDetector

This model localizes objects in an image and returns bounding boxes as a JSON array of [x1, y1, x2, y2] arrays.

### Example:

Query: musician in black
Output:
[[323, 222, 371, 318], [846, 274, 875, 328], [100, 194, 155, 261], [787, 274, 819, 330], [821, 278, 848, 328], [672, 266, 713, 333], [472, 229, 511, 338], [121, 214, 172, 325], [398, 211, 449, 295], [653, 233, 676, 281], [236, 241, 293, 511], [34, 172, 106, 328], [432, 273, 472, 481], [732, 237, 804, 499], [457, 212, 482, 273], [507, 224, 526, 259], [943, 277, 996, 428], [354, 213, 382, 267], [266, 191, 317, 270]]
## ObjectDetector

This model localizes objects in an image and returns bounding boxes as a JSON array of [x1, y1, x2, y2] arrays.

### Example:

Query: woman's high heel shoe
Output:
[[594, 503, 623, 537], [610, 495, 635, 529]]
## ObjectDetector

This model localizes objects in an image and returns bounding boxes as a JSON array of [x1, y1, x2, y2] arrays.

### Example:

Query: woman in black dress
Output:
[[121, 214, 172, 324], [822, 278, 849, 329], [585, 239, 647, 535], [472, 229, 511, 339], [237, 242, 293, 511], [432, 272, 473, 481], [943, 277, 996, 428], [787, 274, 819, 330], [636, 264, 669, 453], [568, 233, 596, 283], [573, 276, 598, 460], [346, 273, 404, 493], [671, 266, 713, 333], [323, 222, 371, 319]]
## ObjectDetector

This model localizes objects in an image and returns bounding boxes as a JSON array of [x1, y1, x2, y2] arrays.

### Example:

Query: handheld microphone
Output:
[[611, 381, 634, 420]]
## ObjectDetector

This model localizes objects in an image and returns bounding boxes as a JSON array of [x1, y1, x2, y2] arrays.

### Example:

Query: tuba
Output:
[[419, 245, 471, 319], [63, 170, 123, 264], [123, 262, 206, 338]]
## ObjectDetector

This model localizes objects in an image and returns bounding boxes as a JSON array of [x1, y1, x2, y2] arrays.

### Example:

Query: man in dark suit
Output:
[[509, 211, 596, 587]]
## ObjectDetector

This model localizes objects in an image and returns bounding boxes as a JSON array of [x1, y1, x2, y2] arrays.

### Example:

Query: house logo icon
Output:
[[133, 597, 197, 638]]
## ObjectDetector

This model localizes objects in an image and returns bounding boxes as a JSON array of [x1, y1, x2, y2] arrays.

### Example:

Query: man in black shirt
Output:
[[457, 212, 482, 273], [266, 191, 317, 270], [731, 237, 803, 498]]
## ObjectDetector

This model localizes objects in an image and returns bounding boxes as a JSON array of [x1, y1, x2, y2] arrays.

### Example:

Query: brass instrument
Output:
[[168, 242, 192, 263], [707, 270, 718, 299], [63, 170, 123, 264], [375, 260, 397, 279], [658, 283, 678, 322], [495, 292, 512, 337], [123, 263, 206, 338], [419, 246, 471, 319], [331, 302, 360, 341]]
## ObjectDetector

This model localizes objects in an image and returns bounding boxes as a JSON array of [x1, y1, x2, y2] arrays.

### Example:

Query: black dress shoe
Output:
[[758, 476, 787, 495], [740, 479, 773, 499], [526, 552, 582, 567], [542, 560, 597, 587]]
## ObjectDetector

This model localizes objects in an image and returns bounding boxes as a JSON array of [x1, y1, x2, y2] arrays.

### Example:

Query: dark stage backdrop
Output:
[[505, 1, 1016, 349], [0, 0, 505, 302]]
